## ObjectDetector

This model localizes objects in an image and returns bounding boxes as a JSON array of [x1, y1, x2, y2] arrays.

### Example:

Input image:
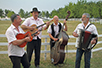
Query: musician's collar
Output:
[[82, 22, 90, 27], [11, 24, 16, 29], [84, 22, 90, 25], [53, 22, 60, 26], [11, 24, 20, 31]]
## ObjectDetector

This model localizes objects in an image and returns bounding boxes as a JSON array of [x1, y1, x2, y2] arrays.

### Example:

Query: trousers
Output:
[[27, 37, 41, 66], [9, 53, 30, 68], [75, 48, 91, 68]]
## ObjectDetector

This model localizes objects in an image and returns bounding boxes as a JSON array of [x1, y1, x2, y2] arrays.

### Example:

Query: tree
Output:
[[0, 9, 4, 17], [19, 9, 25, 18], [97, 1, 102, 18], [5, 9, 10, 16], [45, 11, 49, 18], [42, 11, 45, 17], [25, 11, 30, 18], [50, 9, 58, 18], [7, 11, 15, 18]]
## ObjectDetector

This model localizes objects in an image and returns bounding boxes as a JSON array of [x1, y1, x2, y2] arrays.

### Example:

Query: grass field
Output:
[[0, 20, 102, 68]]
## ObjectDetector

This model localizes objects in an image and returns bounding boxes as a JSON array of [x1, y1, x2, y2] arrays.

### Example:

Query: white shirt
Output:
[[74, 22, 98, 35], [5, 24, 26, 57], [74, 22, 98, 47], [22, 16, 46, 39], [47, 23, 63, 37]]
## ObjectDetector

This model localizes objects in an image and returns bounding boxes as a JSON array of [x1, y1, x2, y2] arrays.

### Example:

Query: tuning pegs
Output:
[[67, 11, 71, 14], [65, 11, 71, 21]]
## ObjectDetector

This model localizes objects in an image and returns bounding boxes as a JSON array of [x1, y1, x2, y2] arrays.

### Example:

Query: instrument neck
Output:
[[60, 22, 65, 31], [31, 29, 42, 36]]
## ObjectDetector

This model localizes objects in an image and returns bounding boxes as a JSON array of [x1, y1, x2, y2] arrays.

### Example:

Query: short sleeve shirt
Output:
[[22, 16, 46, 39], [5, 24, 26, 57], [74, 22, 98, 47], [74, 22, 98, 35], [47, 23, 63, 37]]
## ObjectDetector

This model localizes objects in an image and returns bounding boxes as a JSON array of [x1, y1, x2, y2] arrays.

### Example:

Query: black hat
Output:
[[31, 7, 40, 13]]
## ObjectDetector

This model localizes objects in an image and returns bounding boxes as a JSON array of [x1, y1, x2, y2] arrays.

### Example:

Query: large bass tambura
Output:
[[76, 29, 97, 51]]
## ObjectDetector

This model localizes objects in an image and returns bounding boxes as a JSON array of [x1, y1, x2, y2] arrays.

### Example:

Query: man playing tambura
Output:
[[21, 7, 50, 68], [5, 14, 31, 68], [72, 13, 98, 68]]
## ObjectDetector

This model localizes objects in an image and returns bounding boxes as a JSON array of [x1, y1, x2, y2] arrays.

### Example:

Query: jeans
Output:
[[75, 48, 91, 68]]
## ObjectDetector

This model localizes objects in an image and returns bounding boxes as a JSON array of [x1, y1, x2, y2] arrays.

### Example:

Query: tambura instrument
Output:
[[76, 29, 97, 51], [22, 19, 53, 34]]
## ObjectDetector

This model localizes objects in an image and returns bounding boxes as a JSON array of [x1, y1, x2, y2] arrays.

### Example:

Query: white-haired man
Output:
[[72, 13, 98, 68]]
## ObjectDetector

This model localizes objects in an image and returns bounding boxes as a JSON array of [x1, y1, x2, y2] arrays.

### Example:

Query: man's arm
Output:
[[63, 20, 67, 31], [91, 37, 98, 44], [44, 19, 53, 30], [11, 37, 31, 46], [72, 32, 79, 37], [49, 33, 58, 42], [21, 25, 34, 30]]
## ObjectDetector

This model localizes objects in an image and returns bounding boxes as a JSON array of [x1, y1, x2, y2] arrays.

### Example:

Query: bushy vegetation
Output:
[[0, 0, 102, 18]]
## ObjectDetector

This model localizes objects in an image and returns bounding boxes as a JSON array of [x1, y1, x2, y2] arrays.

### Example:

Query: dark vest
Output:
[[50, 23, 62, 41]]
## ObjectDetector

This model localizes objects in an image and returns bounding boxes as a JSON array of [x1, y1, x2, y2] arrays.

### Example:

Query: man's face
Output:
[[32, 11, 39, 19], [82, 15, 88, 23], [53, 16, 59, 24], [16, 16, 22, 25]]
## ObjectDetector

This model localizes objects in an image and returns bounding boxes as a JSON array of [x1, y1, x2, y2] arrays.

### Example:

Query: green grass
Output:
[[0, 20, 102, 68]]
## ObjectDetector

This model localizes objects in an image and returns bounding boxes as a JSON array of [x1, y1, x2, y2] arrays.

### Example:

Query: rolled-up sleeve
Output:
[[5, 30, 17, 44], [22, 18, 30, 26], [47, 26, 52, 34]]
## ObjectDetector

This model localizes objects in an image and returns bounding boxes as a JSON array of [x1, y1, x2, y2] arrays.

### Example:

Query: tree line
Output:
[[0, 0, 102, 19]]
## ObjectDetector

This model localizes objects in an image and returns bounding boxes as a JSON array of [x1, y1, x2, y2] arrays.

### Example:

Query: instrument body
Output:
[[22, 19, 53, 34], [16, 29, 42, 48], [16, 31, 33, 48], [76, 29, 97, 51], [18, 20, 53, 48], [51, 31, 69, 64], [22, 24, 45, 34]]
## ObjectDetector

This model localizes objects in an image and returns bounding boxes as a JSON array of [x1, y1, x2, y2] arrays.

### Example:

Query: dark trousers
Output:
[[50, 41, 55, 50], [27, 38, 41, 66], [9, 53, 30, 68], [50, 41, 55, 58], [75, 48, 91, 68]]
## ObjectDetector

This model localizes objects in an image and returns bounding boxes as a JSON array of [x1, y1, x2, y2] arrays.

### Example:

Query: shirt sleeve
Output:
[[22, 18, 30, 26], [5, 29, 17, 44], [47, 25, 52, 34], [74, 25, 79, 33], [91, 25, 98, 36]]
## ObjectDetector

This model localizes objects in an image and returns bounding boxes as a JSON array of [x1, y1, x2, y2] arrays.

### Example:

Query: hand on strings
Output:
[[24, 37, 31, 42], [29, 27, 35, 31], [53, 38, 59, 42], [34, 30, 40, 36]]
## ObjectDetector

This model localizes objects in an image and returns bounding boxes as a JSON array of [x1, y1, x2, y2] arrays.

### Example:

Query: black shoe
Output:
[[35, 65, 39, 68]]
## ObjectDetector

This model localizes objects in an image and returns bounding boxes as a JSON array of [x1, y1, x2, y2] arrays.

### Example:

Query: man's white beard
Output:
[[82, 20, 87, 24]]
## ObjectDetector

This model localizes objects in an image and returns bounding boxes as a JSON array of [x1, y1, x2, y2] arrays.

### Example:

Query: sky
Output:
[[0, 0, 101, 13]]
